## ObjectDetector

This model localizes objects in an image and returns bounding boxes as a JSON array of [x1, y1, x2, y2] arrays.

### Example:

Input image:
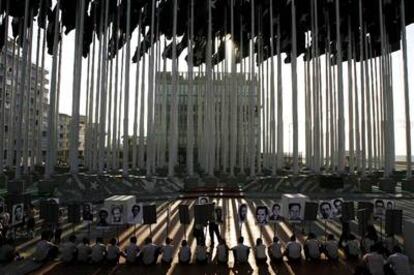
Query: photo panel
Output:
[[238, 203, 248, 223], [269, 202, 283, 223], [319, 200, 334, 220], [82, 203, 94, 223], [215, 206, 224, 224], [127, 203, 143, 225], [110, 204, 124, 225], [97, 208, 110, 228], [11, 203, 24, 226], [281, 194, 308, 223], [255, 206, 269, 225], [198, 196, 210, 205], [331, 198, 344, 219]]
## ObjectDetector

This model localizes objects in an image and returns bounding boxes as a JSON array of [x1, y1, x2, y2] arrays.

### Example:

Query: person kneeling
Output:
[[60, 235, 78, 264], [216, 238, 229, 265], [254, 238, 267, 264], [285, 235, 302, 263], [195, 239, 208, 264], [106, 238, 121, 265], [178, 240, 191, 264], [268, 236, 283, 263], [323, 234, 338, 261], [124, 236, 140, 264], [161, 238, 174, 265], [232, 236, 250, 265], [304, 233, 321, 261], [90, 237, 107, 264]]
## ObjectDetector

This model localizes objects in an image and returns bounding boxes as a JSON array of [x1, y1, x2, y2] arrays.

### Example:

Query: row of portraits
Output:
[[82, 202, 144, 227]]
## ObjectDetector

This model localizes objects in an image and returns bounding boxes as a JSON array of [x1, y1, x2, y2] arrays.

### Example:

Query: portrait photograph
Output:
[[288, 202, 303, 222], [331, 198, 343, 218], [269, 203, 283, 223], [255, 206, 268, 225], [82, 203, 94, 223], [374, 199, 386, 219], [127, 203, 143, 224], [198, 196, 209, 205], [215, 207, 223, 224], [110, 204, 124, 224], [319, 201, 333, 220], [238, 203, 248, 223], [96, 208, 109, 228], [11, 203, 24, 226]]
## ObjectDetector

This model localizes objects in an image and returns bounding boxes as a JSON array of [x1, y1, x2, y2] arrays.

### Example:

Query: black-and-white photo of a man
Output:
[[374, 199, 385, 219], [319, 201, 333, 220], [198, 197, 209, 205], [97, 209, 109, 227], [332, 198, 343, 218], [288, 203, 302, 221], [128, 203, 143, 224], [82, 203, 93, 223], [269, 203, 283, 222], [238, 203, 248, 223], [255, 206, 268, 225], [12, 203, 24, 226]]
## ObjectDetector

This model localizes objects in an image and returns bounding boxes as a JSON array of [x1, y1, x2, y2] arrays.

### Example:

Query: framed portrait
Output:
[[198, 196, 209, 205], [127, 203, 143, 225], [331, 198, 344, 219], [255, 206, 269, 225], [319, 201, 334, 220], [11, 203, 24, 226], [82, 203, 94, 223], [269, 203, 283, 223], [97, 208, 109, 228], [238, 203, 248, 223], [110, 204, 124, 225]]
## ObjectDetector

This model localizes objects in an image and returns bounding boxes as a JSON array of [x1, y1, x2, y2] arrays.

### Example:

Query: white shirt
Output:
[[346, 240, 361, 256], [77, 243, 91, 262], [232, 244, 250, 263], [363, 252, 385, 275], [124, 243, 140, 263], [325, 240, 338, 259], [255, 244, 267, 259], [305, 239, 320, 259], [60, 242, 77, 262], [386, 253, 411, 275], [286, 241, 302, 259], [106, 245, 120, 261], [216, 244, 228, 262], [268, 242, 282, 259], [34, 240, 51, 262], [91, 243, 106, 263], [161, 244, 174, 262], [195, 245, 208, 261], [179, 246, 191, 262], [141, 244, 158, 265]]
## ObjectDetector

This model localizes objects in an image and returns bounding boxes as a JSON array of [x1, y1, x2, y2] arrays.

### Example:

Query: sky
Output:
[[36, 22, 414, 157]]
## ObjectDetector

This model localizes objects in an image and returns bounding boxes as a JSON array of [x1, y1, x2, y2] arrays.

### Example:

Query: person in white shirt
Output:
[[268, 236, 283, 262], [33, 231, 58, 262], [90, 237, 107, 263], [161, 238, 174, 264], [231, 236, 250, 264], [77, 238, 92, 263], [254, 238, 267, 264], [123, 236, 140, 264], [106, 238, 121, 265], [285, 234, 302, 262], [385, 246, 411, 275], [216, 238, 229, 264], [60, 235, 78, 263], [178, 239, 191, 264], [362, 243, 385, 275], [304, 233, 321, 261], [141, 237, 160, 266], [323, 234, 338, 261], [345, 234, 361, 260]]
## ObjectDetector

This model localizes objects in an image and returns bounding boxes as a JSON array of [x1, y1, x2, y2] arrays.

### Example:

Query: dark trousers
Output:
[[209, 223, 220, 245]]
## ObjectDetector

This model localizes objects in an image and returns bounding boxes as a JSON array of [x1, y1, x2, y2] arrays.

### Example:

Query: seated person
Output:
[[362, 243, 385, 275], [0, 238, 21, 263], [161, 238, 174, 264], [304, 233, 321, 261], [178, 240, 191, 264], [106, 238, 121, 264], [195, 239, 208, 264], [124, 236, 140, 264], [77, 238, 92, 263], [385, 246, 411, 275], [231, 236, 250, 264], [141, 237, 160, 266], [33, 231, 58, 262], [60, 235, 78, 263], [285, 234, 302, 262], [91, 237, 107, 263], [361, 225, 379, 254], [383, 234, 394, 256], [323, 234, 338, 260], [216, 238, 229, 264], [254, 238, 267, 264], [268, 236, 283, 262], [344, 234, 361, 260]]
